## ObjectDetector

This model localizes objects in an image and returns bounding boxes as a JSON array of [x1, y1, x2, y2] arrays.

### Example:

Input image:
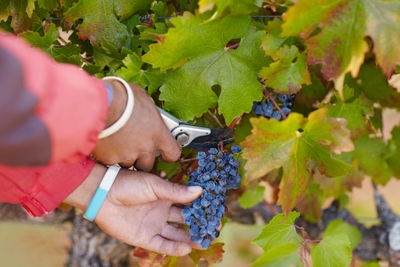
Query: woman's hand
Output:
[[65, 164, 203, 256], [94, 81, 181, 171]]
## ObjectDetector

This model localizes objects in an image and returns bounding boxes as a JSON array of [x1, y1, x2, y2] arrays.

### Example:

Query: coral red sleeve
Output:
[[0, 33, 108, 216], [0, 32, 108, 165], [0, 159, 96, 217]]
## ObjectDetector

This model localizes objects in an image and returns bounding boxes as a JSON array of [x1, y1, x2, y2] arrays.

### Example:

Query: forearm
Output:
[[64, 163, 107, 211]]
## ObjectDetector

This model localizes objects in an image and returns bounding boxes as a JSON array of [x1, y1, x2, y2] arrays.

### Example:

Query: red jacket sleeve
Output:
[[0, 32, 108, 217]]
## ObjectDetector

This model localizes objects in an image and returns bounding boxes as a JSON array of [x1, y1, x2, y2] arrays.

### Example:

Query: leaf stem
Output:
[[207, 110, 224, 128], [226, 42, 240, 50], [228, 113, 244, 128]]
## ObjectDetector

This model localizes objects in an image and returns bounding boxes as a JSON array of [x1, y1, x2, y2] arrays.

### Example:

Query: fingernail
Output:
[[188, 186, 202, 194]]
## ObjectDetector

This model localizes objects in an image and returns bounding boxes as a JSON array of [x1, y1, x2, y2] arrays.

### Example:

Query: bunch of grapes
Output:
[[252, 93, 295, 120], [181, 146, 242, 249]]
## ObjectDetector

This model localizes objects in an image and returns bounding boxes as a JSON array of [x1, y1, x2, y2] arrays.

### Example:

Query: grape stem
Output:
[[263, 87, 288, 120], [179, 158, 197, 163]]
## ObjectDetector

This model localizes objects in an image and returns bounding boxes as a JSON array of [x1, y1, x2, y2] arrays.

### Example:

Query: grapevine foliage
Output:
[[2, 0, 400, 266]]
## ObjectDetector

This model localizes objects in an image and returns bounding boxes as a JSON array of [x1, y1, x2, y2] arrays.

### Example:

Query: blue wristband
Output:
[[104, 82, 114, 106], [84, 165, 120, 221]]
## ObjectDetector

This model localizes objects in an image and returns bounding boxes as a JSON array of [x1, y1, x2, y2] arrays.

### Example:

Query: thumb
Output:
[[152, 179, 203, 204]]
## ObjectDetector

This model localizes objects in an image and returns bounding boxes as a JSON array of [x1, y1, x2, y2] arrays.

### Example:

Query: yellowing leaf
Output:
[[365, 0, 400, 77], [260, 45, 311, 93], [282, 0, 367, 96], [242, 108, 353, 214], [0, 0, 35, 32], [190, 242, 224, 265], [282, 0, 400, 92], [143, 14, 269, 123]]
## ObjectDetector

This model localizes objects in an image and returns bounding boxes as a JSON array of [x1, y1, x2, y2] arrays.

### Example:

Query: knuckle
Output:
[[171, 183, 184, 196]]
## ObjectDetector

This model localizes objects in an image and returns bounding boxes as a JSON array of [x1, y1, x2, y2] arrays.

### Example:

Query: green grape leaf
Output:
[[388, 127, 400, 178], [242, 108, 353, 214], [64, 0, 151, 47], [52, 45, 82, 66], [296, 72, 329, 107], [253, 212, 301, 251], [262, 19, 286, 59], [92, 39, 130, 73], [282, 0, 367, 94], [252, 242, 302, 267], [327, 91, 373, 138], [324, 219, 361, 249], [311, 233, 352, 267], [364, 0, 400, 77], [353, 135, 392, 185], [190, 242, 224, 265], [38, 0, 58, 11], [347, 63, 400, 109], [198, 0, 262, 17], [362, 262, 381, 267], [116, 53, 165, 95], [260, 45, 311, 93], [238, 185, 265, 208], [143, 14, 268, 123], [20, 24, 58, 53]]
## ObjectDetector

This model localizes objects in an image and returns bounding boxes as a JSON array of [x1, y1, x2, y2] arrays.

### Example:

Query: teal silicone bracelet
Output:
[[84, 165, 120, 221]]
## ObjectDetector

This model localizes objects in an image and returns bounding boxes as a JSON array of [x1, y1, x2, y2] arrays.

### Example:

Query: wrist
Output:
[[64, 163, 107, 211], [104, 80, 128, 128]]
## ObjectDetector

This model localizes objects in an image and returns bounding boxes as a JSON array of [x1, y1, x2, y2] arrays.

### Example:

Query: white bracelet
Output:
[[99, 76, 135, 139], [83, 165, 121, 221]]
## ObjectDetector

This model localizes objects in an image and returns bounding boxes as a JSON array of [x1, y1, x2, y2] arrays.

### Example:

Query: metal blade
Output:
[[187, 128, 234, 150]]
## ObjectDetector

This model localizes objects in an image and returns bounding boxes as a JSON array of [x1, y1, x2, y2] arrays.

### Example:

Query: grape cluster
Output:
[[252, 93, 296, 120], [181, 146, 242, 249]]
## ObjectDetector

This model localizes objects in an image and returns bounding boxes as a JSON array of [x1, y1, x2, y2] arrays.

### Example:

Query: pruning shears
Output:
[[157, 107, 234, 151]]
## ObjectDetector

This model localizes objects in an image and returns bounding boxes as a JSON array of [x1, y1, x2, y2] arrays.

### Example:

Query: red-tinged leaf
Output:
[[313, 168, 363, 199], [132, 248, 169, 267], [242, 108, 353, 214], [190, 242, 224, 265], [64, 0, 151, 47], [365, 0, 400, 77], [282, 0, 367, 95], [295, 182, 324, 223], [0, 0, 35, 33]]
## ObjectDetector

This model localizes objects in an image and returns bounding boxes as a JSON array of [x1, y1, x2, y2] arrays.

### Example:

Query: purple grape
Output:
[[181, 148, 242, 249]]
